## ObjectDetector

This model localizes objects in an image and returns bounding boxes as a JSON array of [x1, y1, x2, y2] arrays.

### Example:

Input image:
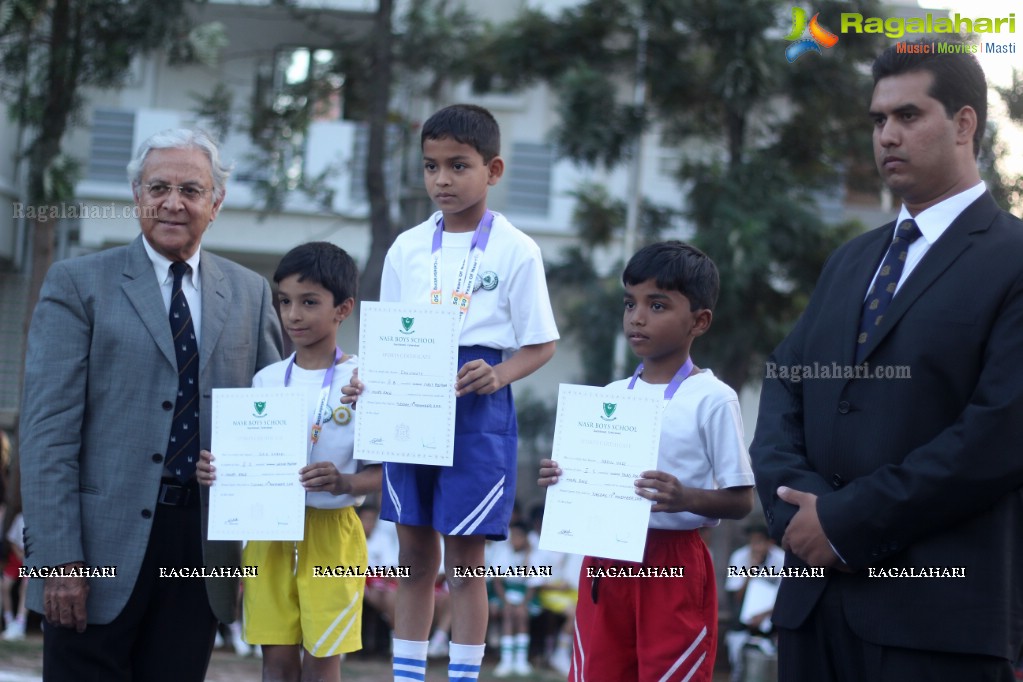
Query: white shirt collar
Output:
[[141, 236, 202, 287], [895, 181, 986, 246]]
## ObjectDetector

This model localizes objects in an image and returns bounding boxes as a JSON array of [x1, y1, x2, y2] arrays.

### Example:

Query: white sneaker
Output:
[[214, 631, 225, 649], [493, 660, 515, 677], [427, 635, 449, 658], [512, 660, 533, 676], [232, 634, 251, 657], [2, 620, 26, 641], [549, 647, 572, 676]]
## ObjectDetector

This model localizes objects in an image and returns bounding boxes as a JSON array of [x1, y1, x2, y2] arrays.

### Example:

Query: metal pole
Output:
[[613, 16, 648, 379]]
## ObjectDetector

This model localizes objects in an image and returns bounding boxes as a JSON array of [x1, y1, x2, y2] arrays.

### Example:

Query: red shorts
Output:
[[3, 550, 22, 580], [365, 576, 398, 592], [569, 529, 717, 682]]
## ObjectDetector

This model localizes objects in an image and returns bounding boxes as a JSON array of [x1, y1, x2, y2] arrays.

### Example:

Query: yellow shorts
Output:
[[538, 587, 578, 615], [243, 506, 367, 656]]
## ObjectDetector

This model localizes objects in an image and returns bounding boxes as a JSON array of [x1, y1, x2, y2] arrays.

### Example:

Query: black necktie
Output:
[[855, 219, 922, 364], [166, 262, 200, 481]]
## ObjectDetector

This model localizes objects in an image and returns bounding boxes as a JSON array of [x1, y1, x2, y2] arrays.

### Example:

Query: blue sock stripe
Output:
[[448, 663, 481, 672], [394, 657, 427, 669], [394, 672, 426, 682]]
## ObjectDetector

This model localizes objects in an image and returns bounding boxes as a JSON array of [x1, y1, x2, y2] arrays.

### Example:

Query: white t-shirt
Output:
[[251, 354, 377, 509], [724, 544, 787, 592], [6, 513, 24, 551], [488, 539, 532, 590], [381, 211, 559, 352], [606, 369, 754, 531], [528, 547, 584, 589], [366, 518, 400, 568]]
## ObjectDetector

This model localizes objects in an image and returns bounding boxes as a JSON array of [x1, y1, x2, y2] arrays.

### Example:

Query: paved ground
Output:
[[0, 633, 735, 680]]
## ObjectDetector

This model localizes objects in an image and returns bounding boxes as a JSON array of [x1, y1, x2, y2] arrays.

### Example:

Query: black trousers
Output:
[[42, 495, 217, 682], [778, 576, 1014, 682]]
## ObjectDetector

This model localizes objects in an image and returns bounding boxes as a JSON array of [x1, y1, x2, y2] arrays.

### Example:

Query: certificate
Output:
[[539, 384, 663, 562], [354, 302, 459, 465], [209, 387, 307, 541]]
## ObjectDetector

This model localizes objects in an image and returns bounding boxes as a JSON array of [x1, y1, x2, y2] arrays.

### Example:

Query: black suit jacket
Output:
[[751, 192, 1023, 659]]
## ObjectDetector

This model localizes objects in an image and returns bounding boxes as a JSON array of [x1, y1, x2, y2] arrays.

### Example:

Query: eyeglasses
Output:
[[141, 183, 212, 201]]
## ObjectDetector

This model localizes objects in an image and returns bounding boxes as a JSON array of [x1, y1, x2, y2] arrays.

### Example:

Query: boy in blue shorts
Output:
[[539, 241, 754, 682], [344, 103, 559, 681], [200, 242, 382, 682]]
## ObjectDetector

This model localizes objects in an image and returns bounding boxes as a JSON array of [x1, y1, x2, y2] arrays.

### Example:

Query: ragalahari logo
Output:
[[785, 7, 839, 62]]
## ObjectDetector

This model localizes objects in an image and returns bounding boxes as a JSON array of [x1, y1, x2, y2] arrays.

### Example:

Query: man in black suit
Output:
[[750, 40, 1023, 681]]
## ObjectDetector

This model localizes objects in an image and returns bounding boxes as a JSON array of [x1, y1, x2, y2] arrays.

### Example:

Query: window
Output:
[[506, 142, 553, 216]]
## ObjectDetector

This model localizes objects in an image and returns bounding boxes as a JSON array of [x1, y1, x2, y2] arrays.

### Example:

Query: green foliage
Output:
[[395, 0, 480, 99], [171, 21, 229, 68], [548, 183, 672, 386], [1, 0, 200, 204], [515, 388, 556, 463], [1000, 69, 1023, 122], [470, 1, 628, 94], [684, 153, 862, 388], [565, 183, 625, 252], [190, 82, 234, 144], [992, 70, 1023, 213], [204, 0, 483, 220], [552, 65, 643, 168], [39, 154, 80, 205], [470, 0, 888, 389]]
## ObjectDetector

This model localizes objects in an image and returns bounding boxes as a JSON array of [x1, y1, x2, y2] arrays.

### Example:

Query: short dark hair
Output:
[[509, 520, 530, 535], [744, 523, 769, 538], [274, 241, 358, 306], [872, 40, 987, 158], [421, 104, 501, 162], [623, 241, 719, 312]]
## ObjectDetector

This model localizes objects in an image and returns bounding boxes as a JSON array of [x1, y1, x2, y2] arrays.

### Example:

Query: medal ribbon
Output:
[[626, 356, 695, 400], [430, 210, 494, 327], [284, 346, 341, 449]]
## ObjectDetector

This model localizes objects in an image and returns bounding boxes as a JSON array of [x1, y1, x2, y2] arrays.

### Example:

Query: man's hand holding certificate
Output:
[[354, 302, 459, 466], [539, 384, 663, 562]]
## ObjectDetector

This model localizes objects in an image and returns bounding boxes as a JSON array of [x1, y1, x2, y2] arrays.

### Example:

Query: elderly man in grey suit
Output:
[[19, 128, 283, 681]]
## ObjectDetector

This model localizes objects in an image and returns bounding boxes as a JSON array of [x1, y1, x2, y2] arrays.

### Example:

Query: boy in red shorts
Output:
[[539, 241, 754, 681]]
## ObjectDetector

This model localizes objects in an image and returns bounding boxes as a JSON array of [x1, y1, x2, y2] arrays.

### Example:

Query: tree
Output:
[[990, 69, 1023, 213], [547, 183, 674, 386], [0, 0, 207, 323], [359, 0, 396, 303], [215, 0, 482, 302], [468, 0, 888, 389]]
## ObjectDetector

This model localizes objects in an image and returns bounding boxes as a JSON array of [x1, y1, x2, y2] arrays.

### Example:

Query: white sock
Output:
[[556, 630, 572, 655], [499, 634, 514, 663], [513, 632, 529, 665], [393, 637, 428, 682], [449, 642, 485, 680]]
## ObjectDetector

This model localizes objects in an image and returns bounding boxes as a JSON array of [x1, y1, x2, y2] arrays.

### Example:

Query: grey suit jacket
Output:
[[20, 234, 283, 624]]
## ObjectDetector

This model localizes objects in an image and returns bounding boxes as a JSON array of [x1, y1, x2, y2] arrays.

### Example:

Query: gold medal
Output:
[[333, 404, 353, 426]]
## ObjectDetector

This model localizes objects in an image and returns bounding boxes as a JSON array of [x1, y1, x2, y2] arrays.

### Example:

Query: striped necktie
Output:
[[854, 219, 922, 364], [166, 261, 200, 481]]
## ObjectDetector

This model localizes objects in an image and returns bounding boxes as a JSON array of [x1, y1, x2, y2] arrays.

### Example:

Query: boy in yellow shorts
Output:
[[200, 242, 382, 681]]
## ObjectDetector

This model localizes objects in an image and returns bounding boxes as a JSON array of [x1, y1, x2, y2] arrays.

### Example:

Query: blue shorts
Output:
[[381, 346, 517, 540]]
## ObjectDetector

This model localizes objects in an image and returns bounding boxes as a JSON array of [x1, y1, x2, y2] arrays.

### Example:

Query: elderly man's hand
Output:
[[44, 563, 90, 632]]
